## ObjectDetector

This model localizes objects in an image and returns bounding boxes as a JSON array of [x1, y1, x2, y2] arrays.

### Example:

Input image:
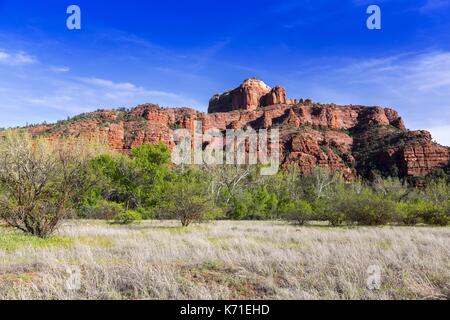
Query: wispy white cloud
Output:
[[0, 49, 38, 65], [77, 77, 141, 91], [25, 95, 77, 111], [50, 66, 70, 73], [419, 0, 450, 12], [284, 50, 450, 146], [75, 77, 188, 101], [0, 44, 202, 127], [337, 51, 450, 94], [17, 75, 202, 118]]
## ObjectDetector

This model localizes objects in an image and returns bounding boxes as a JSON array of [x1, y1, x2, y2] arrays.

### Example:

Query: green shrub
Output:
[[281, 200, 314, 225], [395, 203, 421, 225], [156, 168, 219, 227], [425, 209, 449, 226], [136, 207, 155, 220], [336, 194, 395, 226], [79, 201, 124, 220], [397, 200, 449, 226], [227, 187, 278, 220], [311, 199, 345, 226], [325, 211, 347, 226], [113, 210, 142, 225], [420, 203, 449, 226], [228, 194, 251, 220], [88, 142, 171, 212]]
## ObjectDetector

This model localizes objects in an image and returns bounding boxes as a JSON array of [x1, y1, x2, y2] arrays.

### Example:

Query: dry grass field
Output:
[[0, 220, 449, 300]]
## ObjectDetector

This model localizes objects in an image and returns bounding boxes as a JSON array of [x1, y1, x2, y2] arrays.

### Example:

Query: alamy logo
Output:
[[366, 265, 382, 290], [171, 121, 280, 176], [367, 5, 381, 30], [66, 5, 81, 30], [66, 266, 81, 291]]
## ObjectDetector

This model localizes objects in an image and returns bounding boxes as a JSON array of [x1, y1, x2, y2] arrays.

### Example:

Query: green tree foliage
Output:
[[228, 186, 278, 220], [344, 194, 395, 226], [75, 154, 450, 227], [280, 200, 314, 225], [87, 143, 171, 212], [156, 167, 220, 227], [2, 131, 448, 237], [422, 178, 449, 204], [396, 200, 449, 226]]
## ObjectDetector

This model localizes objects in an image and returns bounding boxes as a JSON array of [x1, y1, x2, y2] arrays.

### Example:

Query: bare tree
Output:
[[312, 167, 340, 199], [204, 164, 253, 205], [0, 131, 98, 237], [282, 164, 302, 200]]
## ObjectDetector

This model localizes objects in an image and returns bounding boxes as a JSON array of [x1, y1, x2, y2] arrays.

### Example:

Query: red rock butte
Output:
[[28, 78, 449, 179]]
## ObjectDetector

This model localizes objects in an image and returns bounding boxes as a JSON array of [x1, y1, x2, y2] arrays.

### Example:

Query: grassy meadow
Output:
[[0, 220, 448, 300]]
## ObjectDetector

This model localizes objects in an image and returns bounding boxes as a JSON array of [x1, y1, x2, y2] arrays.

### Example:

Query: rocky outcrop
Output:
[[399, 131, 449, 177], [208, 78, 287, 113], [26, 80, 449, 179], [263, 86, 287, 107]]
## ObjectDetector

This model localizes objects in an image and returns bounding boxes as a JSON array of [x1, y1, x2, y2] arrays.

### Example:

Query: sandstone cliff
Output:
[[208, 78, 287, 113], [27, 79, 449, 179]]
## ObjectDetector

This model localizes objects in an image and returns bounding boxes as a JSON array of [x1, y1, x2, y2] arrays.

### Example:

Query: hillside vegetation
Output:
[[0, 131, 448, 239]]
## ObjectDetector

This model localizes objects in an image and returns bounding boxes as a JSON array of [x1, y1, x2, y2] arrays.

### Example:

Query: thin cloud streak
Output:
[[282, 50, 450, 146], [0, 49, 38, 65]]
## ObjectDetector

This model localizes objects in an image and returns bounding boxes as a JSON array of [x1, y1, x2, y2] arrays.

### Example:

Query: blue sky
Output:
[[0, 0, 449, 145]]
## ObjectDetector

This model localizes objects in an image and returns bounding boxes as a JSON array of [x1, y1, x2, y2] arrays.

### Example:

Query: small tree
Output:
[[0, 131, 95, 237], [341, 193, 395, 226], [204, 164, 253, 206], [281, 200, 314, 225], [310, 167, 340, 200], [88, 143, 171, 211], [157, 167, 218, 227], [227, 186, 278, 220]]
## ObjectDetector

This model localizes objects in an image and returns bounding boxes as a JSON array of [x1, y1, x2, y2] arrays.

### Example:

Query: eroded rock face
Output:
[[399, 131, 450, 177], [263, 86, 287, 107], [208, 78, 287, 113], [27, 80, 449, 179]]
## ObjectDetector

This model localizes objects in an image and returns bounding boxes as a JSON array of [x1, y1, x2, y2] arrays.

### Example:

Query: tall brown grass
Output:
[[0, 220, 448, 300]]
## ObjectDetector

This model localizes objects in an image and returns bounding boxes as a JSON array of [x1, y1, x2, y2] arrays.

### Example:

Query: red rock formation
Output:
[[208, 78, 287, 113], [399, 131, 449, 177], [263, 86, 287, 106], [25, 80, 448, 179]]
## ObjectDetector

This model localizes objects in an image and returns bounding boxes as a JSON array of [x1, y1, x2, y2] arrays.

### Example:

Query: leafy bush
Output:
[[78, 201, 124, 220], [228, 193, 252, 220], [396, 200, 449, 226], [89, 142, 171, 212], [135, 207, 155, 220], [324, 211, 347, 227], [228, 187, 278, 220], [424, 209, 449, 226], [420, 203, 449, 226], [113, 210, 142, 225], [156, 168, 220, 227], [281, 200, 314, 225], [396, 203, 421, 225], [310, 199, 344, 226], [335, 193, 395, 226], [422, 177, 449, 203]]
